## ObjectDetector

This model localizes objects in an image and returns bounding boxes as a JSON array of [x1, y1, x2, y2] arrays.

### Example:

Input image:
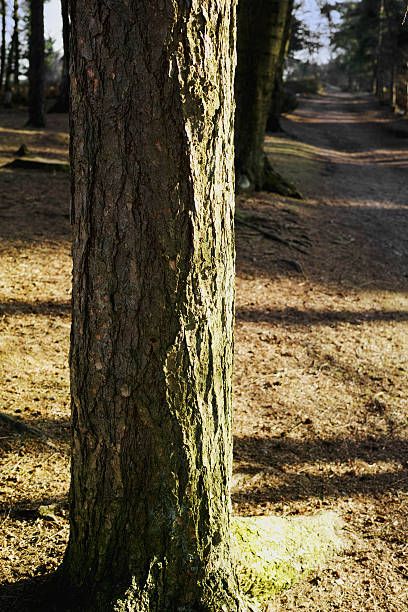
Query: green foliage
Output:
[[289, 5, 322, 60], [328, 0, 405, 91]]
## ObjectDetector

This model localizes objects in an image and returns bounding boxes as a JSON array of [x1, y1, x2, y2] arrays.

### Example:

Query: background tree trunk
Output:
[[235, 0, 292, 191], [12, 0, 19, 91], [28, 0, 45, 126], [49, 0, 69, 112], [4, 39, 14, 94], [0, 0, 6, 94], [266, 0, 294, 133], [63, 1, 243, 611]]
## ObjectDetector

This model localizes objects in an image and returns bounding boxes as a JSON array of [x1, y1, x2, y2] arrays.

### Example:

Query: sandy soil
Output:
[[0, 94, 407, 610]]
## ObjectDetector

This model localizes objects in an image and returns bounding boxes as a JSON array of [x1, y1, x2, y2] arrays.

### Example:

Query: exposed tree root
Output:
[[235, 209, 311, 254], [262, 156, 302, 199]]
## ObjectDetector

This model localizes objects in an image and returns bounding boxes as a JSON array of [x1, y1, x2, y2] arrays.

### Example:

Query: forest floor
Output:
[[0, 92, 407, 611]]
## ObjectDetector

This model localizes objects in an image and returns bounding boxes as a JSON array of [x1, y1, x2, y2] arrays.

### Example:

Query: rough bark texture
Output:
[[64, 2, 244, 611], [235, 0, 292, 191], [28, 0, 45, 127], [49, 0, 69, 113]]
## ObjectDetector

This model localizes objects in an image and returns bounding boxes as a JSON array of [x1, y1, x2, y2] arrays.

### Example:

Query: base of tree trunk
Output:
[[266, 115, 283, 133], [236, 154, 302, 199], [262, 155, 302, 199], [56, 566, 249, 612], [26, 119, 46, 128]]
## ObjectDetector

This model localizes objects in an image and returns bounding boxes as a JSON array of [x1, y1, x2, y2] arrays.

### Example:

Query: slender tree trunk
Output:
[[12, 0, 19, 91], [49, 0, 69, 112], [374, 0, 385, 100], [63, 2, 244, 611], [235, 0, 292, 191], [0, 0, 6, 94], [4, 39, 14, 94], [28, 0, 45, 126]]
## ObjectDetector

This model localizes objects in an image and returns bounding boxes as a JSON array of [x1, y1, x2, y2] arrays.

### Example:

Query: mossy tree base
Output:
[[232, 512, 344, 609]]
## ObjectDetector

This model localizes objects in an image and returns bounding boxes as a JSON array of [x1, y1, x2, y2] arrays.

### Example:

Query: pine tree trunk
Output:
[[266, 0, 294, 133], [12, 0, 19, 91], [235, 0, 292, 191], [50, 0, 69, 112], [63, 2, 244, 611], [28, 0, 45, 127], [0, 0, 6, 93], [4, 38, 14, 94]]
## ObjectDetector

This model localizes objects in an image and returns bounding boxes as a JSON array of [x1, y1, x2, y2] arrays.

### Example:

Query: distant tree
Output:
[[267, 0, 295, 132], [12, 0, 20, 91], [0, 0, 6, 93], [62, 1, 244, 610], [49, 0, 69, 112], [27, 0, 45, 126], [289, 5, 323, 61], [330, 0, 404, 98], [235, 0, 294, 192], [330, 1, 379, 90], [4, 38, 14, 94]]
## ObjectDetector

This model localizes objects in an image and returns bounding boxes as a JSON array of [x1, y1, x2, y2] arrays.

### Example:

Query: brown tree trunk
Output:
[[4, 38, 14, 94], [28, 0, 45, 127], [49, 0, 69, 112], [235, 0, 292, 191], [12, 0, 19, 91], [266, 0, 294, 133], [63, 2, 244, 611], [0, 0, 6, 94]]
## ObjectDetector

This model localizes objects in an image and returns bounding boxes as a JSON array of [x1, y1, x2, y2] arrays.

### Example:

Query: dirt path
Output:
[[0, 96, 407, 610], [234, 92, 408, 610]]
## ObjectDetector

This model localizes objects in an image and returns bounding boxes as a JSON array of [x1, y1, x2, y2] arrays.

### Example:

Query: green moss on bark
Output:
[[232, 513, 344, 607]]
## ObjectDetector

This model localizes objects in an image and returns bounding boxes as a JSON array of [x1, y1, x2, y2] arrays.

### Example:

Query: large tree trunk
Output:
[[0, 0, 6, 94], [27, 0, 45, 127], [235, 0, 292, 191], [63, 2, 243, 611], [49, 0, 69, 113]]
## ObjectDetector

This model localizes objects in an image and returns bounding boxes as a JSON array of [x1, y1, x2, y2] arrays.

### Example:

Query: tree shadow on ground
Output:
[[0, 572, 66, 612], [0, 415, 70, 444], [233, 434, 408, 505], [237, 307, 408, 326], [0, 494, 68, 519], [235, 434, 408, 467], [0, 169, 70, 243], [0, 300, 70, 316]]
